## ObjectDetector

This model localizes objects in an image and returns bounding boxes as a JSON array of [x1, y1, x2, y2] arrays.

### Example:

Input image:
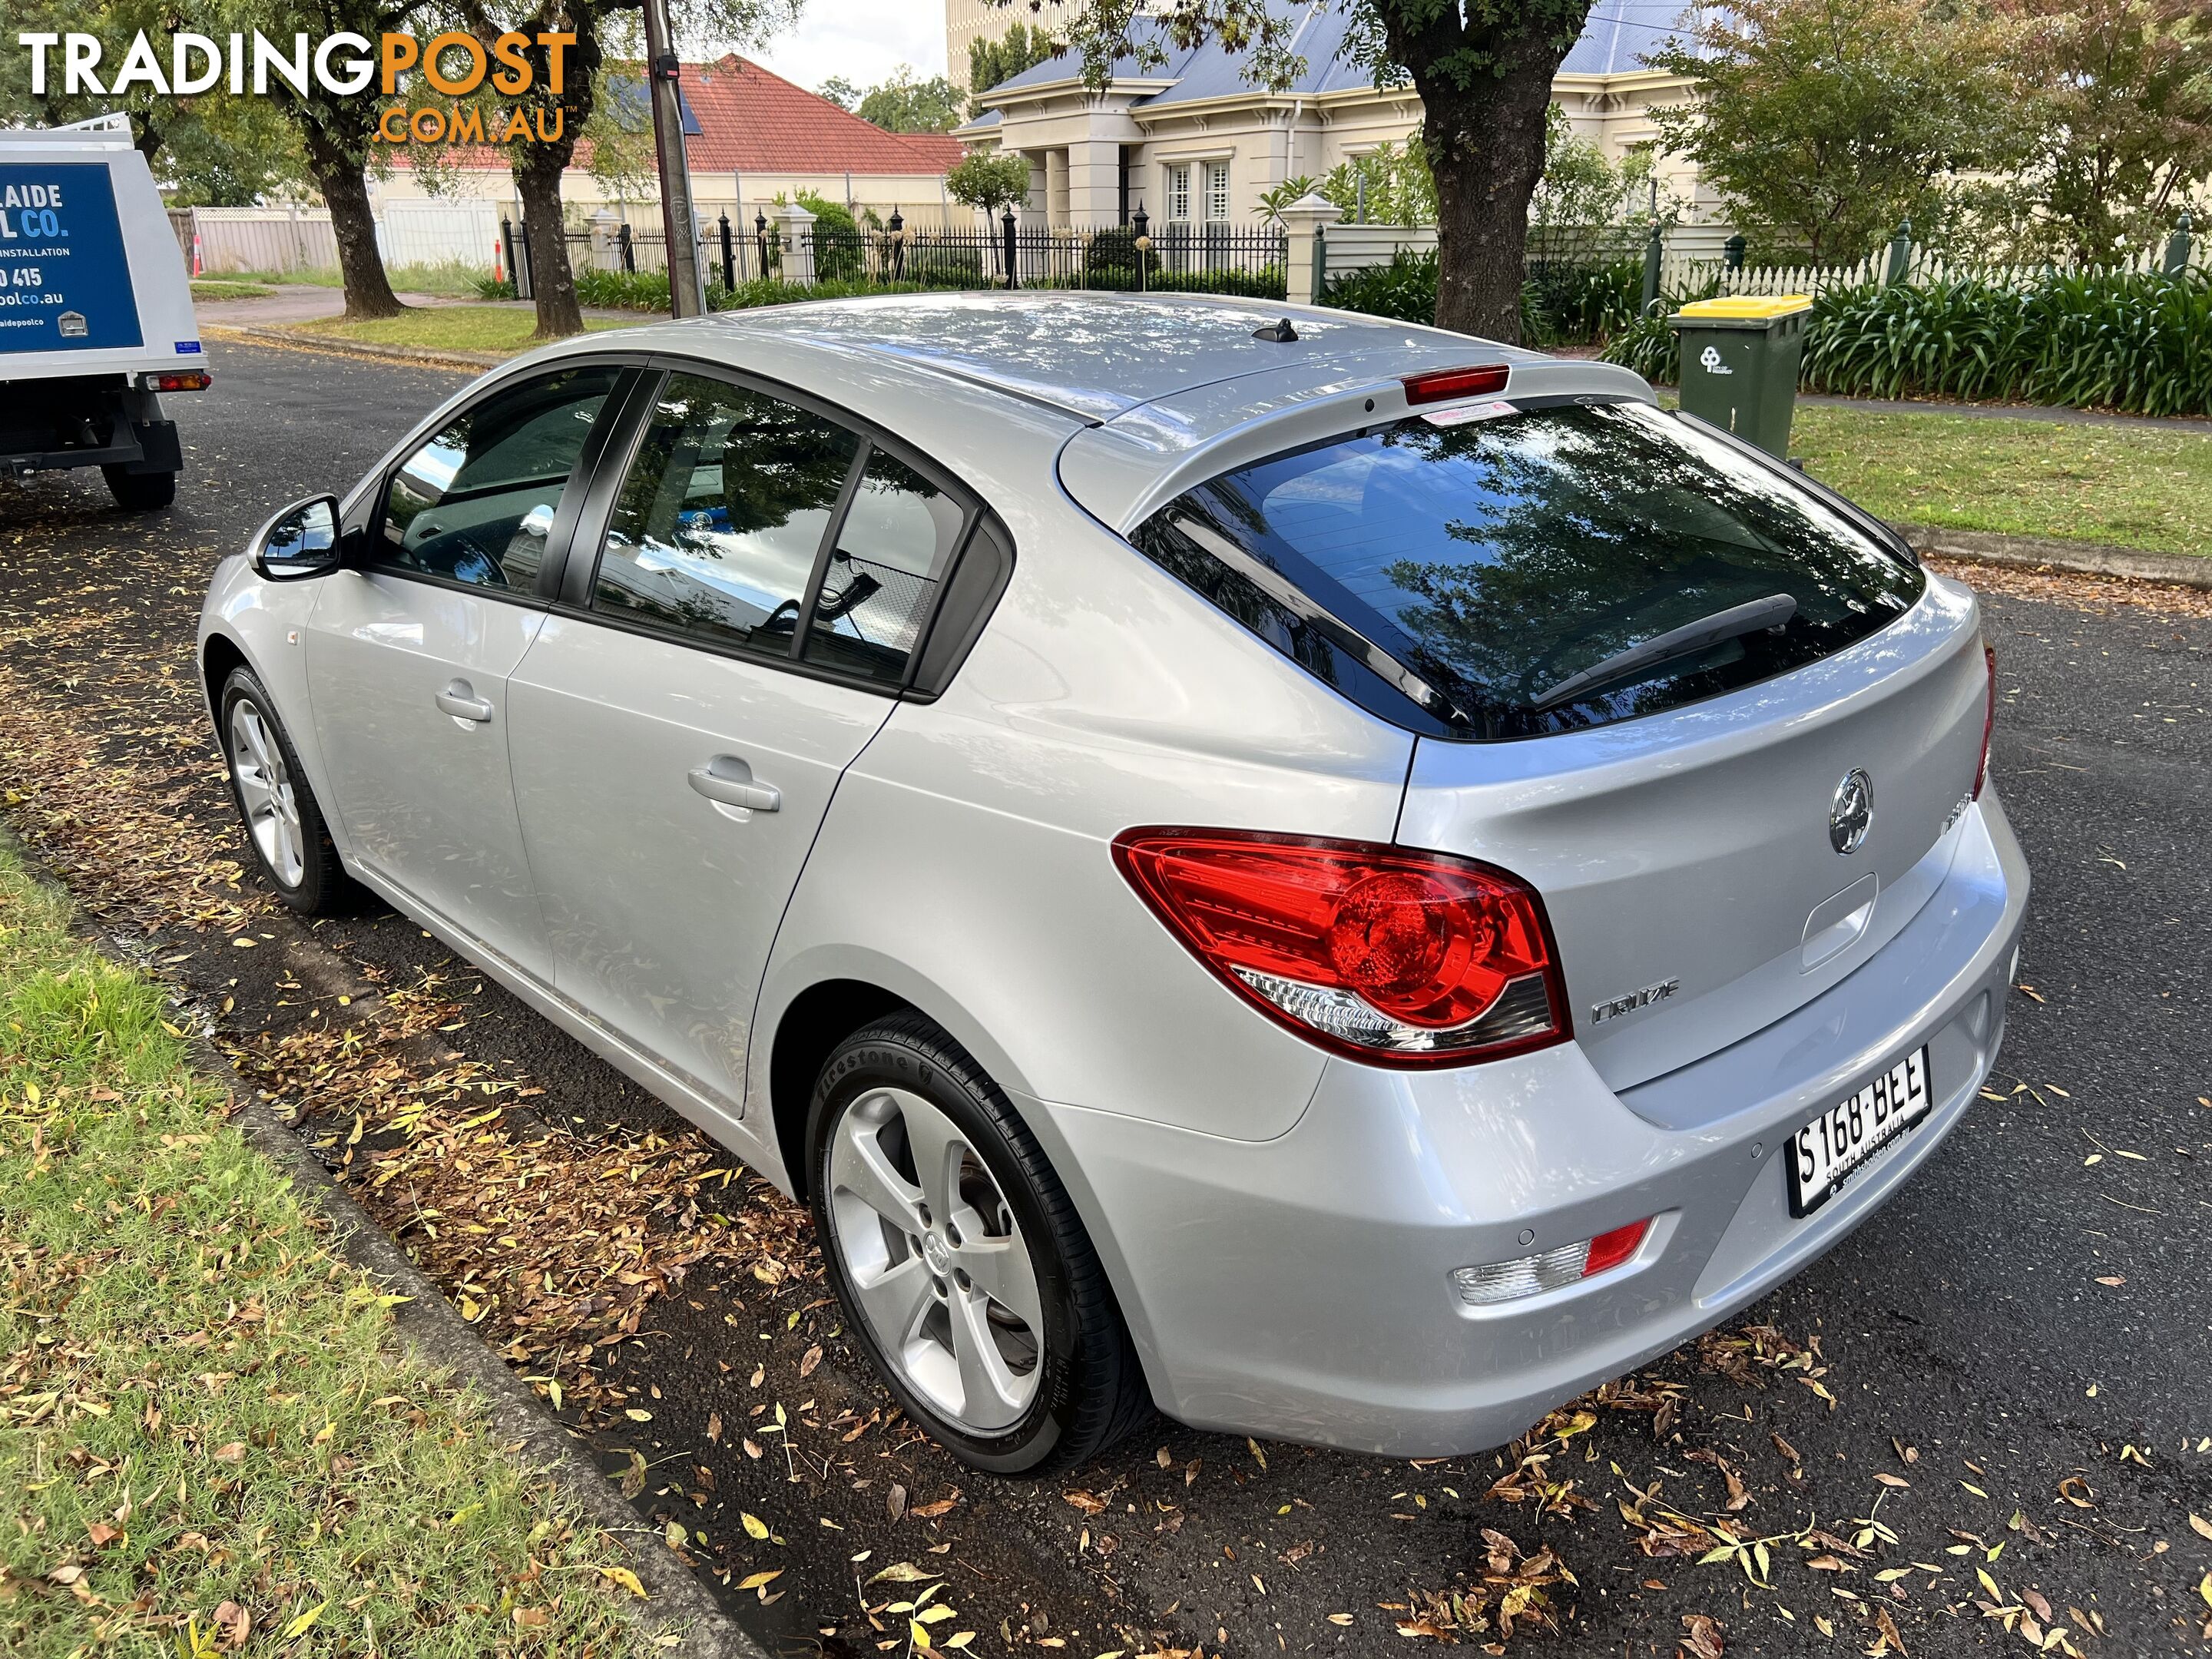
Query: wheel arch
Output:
[[201, 631, 250, 730], [767, 976, 913, 1203]]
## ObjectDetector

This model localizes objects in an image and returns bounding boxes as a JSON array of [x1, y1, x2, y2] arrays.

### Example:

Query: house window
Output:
[[1205, 161, 1230, 221], [1167, 164, 1191, 223]]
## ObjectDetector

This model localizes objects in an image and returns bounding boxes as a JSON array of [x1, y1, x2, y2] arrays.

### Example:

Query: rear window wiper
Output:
[[1531, 594, 1798, 712]]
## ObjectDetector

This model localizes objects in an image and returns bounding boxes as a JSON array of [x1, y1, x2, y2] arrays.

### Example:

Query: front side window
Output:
[[1132, 400, 1926, 740], [593, 373, 861, 652], [378, 366, 619, 591]]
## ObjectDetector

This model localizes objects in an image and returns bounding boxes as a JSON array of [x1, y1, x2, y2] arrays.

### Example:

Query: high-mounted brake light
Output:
[[1111, 828, 1569, 1067], [1451, 1217, 1653, 1306], [139, 371, 212, 393], [1972, 642, 1996, 799], [1401, 364, 1510, 405]]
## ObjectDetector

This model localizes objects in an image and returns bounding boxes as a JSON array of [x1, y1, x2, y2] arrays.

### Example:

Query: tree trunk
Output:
[[516, 150, 584, 339], [1419, 50, 1558, 343], [303, 128, 402, 321]]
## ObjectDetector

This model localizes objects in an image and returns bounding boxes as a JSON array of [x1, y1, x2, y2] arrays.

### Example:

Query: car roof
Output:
[[676, 290, 1554, 422]]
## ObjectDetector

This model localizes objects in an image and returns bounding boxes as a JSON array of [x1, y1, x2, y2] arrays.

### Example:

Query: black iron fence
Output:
[[505, 208, 1287, 302]]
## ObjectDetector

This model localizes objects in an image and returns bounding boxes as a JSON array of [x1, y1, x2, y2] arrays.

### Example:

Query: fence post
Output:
[[1277, 192, 1339, 307], [755, 210, 771, 282], [774, 200, 816, 285], [617, 222, 634, 274], [1884, 218, 1912, 286], [502, 217, 522, 296], [2164, 210, 2194, 276], [719, 214, 735, 290], [1640, 220, 1664, 316], [1131, 205, 1150, 293], [1001, 208, 1018, 290], [886, 208, 905, 282]]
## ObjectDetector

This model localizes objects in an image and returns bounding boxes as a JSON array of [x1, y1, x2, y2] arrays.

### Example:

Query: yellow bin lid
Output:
[[1674, 294, 1813, 320]]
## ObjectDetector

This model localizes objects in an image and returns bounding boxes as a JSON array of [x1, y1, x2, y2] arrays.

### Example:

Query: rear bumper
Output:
[[1038, 792, 2029, 1455]]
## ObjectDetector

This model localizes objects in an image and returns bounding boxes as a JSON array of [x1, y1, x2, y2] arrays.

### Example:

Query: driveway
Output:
[[1, 338, 2206, 1657]]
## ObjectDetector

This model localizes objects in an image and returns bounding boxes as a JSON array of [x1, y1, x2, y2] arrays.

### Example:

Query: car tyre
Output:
[[809, 1012, 1151, 1476], [103, 465, 177, 511], [217, 667, 360, 915]]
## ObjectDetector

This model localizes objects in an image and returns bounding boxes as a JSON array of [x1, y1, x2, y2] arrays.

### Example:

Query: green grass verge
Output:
[[1790, 406, 2212, 559], [190, 280, 275, 303], [290, 306, 639, 356], [0, 843, 658, 1657]]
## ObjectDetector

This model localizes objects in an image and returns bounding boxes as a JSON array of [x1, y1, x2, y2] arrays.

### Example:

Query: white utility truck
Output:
[[1, 118, 208, 510]]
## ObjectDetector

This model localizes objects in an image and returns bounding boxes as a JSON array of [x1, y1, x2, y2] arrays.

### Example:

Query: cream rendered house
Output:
[[951, 0, 1720, 227]]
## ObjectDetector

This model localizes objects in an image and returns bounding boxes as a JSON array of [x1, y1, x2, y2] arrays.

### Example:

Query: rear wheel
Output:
[[102, 465, 176, 511], [809, 1013, 1151, 1475], [218, 667, 359, 915]]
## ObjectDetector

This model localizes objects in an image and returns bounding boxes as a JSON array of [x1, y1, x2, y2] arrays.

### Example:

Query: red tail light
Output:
[[1972, 642, 1996, 798], [139, 371, 212, 392], [1111, 828, 1570, 1068], [1401, 364, 1510, 405]]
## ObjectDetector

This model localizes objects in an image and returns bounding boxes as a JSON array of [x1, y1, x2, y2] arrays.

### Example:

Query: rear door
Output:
[[506, 366, 972, 1114], [306, 363, 627, 979]]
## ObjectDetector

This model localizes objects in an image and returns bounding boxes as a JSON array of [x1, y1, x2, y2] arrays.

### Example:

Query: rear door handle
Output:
[[435, 680, 495, 723], [688, 757, 781, 814]]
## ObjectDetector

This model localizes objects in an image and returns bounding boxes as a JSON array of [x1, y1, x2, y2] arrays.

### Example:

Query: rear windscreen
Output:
[[1129, 399, 1925, 740]]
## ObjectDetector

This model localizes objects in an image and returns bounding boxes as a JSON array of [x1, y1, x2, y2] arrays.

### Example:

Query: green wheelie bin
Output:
[[1669, 294, 1812, 459]]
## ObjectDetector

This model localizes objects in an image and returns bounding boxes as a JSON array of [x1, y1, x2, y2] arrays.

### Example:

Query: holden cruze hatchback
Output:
[[200, 293, 2028, 1475]]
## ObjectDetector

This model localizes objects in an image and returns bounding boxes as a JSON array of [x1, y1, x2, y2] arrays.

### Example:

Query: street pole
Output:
[[642, 0, 706, 317]]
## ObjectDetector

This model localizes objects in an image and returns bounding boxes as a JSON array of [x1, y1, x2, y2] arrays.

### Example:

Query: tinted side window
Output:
[[594, 373, 861, 652], [379, 366, 619, 591], [802, 448, 966, 685]]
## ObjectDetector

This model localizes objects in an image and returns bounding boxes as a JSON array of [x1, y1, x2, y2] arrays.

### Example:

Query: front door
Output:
[[306, 363, 624, 979], [507, 369, 968, 1111]]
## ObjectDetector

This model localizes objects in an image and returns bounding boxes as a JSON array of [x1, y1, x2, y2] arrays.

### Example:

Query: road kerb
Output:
[[1892, 522, 2212, 591]]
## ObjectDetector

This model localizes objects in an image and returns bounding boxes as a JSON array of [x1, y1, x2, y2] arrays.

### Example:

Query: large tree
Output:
[[1015, 0, 1614, 342], [1995, 0, 2212, 264], [238, 0, 449, 319], [459, 0, 799, 339], [1646, 0, 2022, 263]]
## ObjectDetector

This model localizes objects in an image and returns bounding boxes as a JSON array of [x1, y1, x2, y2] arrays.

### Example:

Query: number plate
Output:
[[1786, 1047, 1933, 1217]]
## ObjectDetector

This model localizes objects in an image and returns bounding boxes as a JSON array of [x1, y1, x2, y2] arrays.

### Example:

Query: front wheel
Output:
[[103, 465, 176, 511], [217, 667, 360, 915], [808, 1014, 1151, 1476]]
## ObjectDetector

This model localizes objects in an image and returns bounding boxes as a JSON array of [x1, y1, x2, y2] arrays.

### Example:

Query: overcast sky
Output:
[[753, 1, 949, 93]]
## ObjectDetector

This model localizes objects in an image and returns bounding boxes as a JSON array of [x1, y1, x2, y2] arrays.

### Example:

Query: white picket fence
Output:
[[167, 201, 515, 276], [1320, 219, 1744, 283], [1667, 237, 2211, 301]]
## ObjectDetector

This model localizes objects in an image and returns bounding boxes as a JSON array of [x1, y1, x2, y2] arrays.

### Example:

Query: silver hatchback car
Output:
[[200, 293, 2027, 1475]]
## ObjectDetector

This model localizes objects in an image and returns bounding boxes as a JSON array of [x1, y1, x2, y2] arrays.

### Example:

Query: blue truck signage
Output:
[[0, 162, 143, 355]]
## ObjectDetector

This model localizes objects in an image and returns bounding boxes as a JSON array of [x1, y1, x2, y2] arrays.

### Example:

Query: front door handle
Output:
[[435, 680, 495, 723], [688, 757, 781, 814]]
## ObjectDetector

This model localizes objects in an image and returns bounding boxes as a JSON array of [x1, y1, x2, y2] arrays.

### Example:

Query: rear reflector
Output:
[[1452, 1217, 1652, 1306], [1111, 828, 1568, 1067], [1401, 364, 1510, 404], [1972, 642, 1996, 799], [140, 371, 212, 392]]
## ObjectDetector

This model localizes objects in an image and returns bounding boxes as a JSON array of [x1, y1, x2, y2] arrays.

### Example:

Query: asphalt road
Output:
[[2, 337, 2207, 1658]]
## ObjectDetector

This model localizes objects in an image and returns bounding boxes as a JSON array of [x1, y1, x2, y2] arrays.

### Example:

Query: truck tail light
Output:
[[1111, 828, 1569, 1067], [1451, 1217, 1652, 1306], [1973, 643, 1995, 799], [141, 371, 212, 392]]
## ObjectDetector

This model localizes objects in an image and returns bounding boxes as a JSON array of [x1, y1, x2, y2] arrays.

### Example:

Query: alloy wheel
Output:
[[228, 700, 304, 889], [825, 1085, 1045, 1433]]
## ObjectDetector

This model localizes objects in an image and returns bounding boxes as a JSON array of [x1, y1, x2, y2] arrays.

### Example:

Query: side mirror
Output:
[[252, 495, 345, 581]]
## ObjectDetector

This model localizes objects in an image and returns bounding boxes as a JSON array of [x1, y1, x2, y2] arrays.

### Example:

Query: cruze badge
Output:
[[1830, 769, 1874, 854], [1592, 977, 1681, 1024]]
